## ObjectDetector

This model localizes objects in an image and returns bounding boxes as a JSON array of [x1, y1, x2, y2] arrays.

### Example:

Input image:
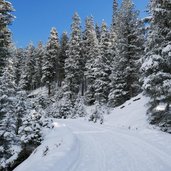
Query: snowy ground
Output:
[[14, 94, 171, 171]]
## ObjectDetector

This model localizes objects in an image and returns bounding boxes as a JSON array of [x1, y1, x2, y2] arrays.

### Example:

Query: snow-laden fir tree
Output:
[[42, 27, 59, 95], [110, 0, 118, 45], [19, 43, 36, 91], [58, 32, 69, 87], [0, 64, 28, 169], [141, 0, 171, 127], [0, 60, 53, 169], [19, 110, 42, 147], [0, 0, 14, 76], [81, 18, 93, 96], [64, 12, 83, 102], [89, 101, 104, 124], [95, 23, 101, 42], [112, 0, 118, 29], [94, 21, 112, 104], [84, 16, 102, 105], [58, 96, 73, 119], [0, 68, 16, 168], [72, 96, 86, 118], [13, 48, 26, 86], [108, 0, 145, 107], [33, 41, 45, 88]]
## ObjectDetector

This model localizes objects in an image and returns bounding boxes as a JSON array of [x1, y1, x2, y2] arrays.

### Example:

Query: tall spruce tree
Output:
[[112, 0, 118, 29], [64, 12, 83, 102], [58, 32, 69, 87], [81, 17, 94, 97], [0, 0, 14, 75], [141, 0, 171, 127], [13, 48, 25, 86], [42, 27, 59, 95], [19, 43, 36, 91], [108, 0, 145, 107], [95, 23, 101, 42], [110, 0, 118, 45], [0, 62, 27, 169], [33, 41, 44, 88], [84, 16, 102, 105], [94, 21, 112, 104]]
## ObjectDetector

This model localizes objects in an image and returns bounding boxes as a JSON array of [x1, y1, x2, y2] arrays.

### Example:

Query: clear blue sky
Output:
[[9, 0, 149, 47]]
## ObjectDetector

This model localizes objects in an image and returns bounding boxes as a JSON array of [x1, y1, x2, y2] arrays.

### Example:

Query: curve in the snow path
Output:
[[58, 119, 171, 171]]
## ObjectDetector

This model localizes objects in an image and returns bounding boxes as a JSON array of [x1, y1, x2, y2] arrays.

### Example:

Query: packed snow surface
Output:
[[14, 94, 171, 171]]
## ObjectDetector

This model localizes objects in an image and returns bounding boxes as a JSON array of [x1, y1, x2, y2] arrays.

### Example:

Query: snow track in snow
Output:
[[54, 119, 171, 171]]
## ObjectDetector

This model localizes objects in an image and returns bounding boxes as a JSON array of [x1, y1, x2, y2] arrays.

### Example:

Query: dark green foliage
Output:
[[84, 16, 100, 105], [0, 0, 14, 76], [42, 28, 59, 96], [141, 0, 171, 130], [33, 42, 44, 88], [109, 0, 145, 107], [64, 13, 83, 102], [19, 43, 36, 91], [58, 32, 69, 87]]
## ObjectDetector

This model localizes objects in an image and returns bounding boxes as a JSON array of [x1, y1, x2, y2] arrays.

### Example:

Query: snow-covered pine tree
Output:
[[58, 97, 73, 119], [112, 0, 118, 29], [94, 21, 112, 104], [0, 59, 53, 169], [19, 110, 42, 147], [0, 69, 17, 169], [109, 0, 118, 75], [0, 64, 27, 169], [108, 0, 145, 107], [89, 101, 104, 124], [72, 95, 86, 118], [141, 0, 171, 128], [64, 12, 83, 102], [0, 0, 14, 76], [19, 43, 36, 91], [13, 48, 26, 86], [81, 18, 92, 96], [58, 32, 69, 87], [33, 41, 44, 88], [42, 27, 59, 96], [110, 0, 118, 53], [49, 28, 60, 83], [95, 23, 101, 42], [84, 16, 102, 105]]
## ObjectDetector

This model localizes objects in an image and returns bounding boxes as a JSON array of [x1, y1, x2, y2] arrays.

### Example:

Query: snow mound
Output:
[[14, 122, 79, 171], [105, 94, 150, 130], [28, 87, 48, 98], [162, 44, 171, 53]]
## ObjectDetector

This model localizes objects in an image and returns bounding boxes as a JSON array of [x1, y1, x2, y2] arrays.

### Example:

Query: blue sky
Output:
[[9, 0, 149, 47]]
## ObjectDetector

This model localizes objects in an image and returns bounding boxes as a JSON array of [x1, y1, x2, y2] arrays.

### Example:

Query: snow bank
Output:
[[14, 121, 79, 171], [28, 87, 48, 98], [162, 44, 171, 53], [105, 94, 150, 130]]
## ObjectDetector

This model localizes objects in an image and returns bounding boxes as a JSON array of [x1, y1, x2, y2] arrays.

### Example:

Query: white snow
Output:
[[155, 103, 167, 111], [14, 94, 171, 171], [162, 45, 171, 53], [28, 87, 48, 98]]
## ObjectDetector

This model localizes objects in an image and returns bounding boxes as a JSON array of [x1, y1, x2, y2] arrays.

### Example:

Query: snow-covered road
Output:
[[15, 119, 171, 171], [58, 119, 171, 171], [14, 95, 171, 171]]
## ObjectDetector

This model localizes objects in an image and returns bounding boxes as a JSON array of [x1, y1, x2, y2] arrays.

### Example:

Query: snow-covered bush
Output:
[[58, 97, 74, 119], [19, 110, 42, 145], [89, 102, 104, 124], [72, 96, 87, 118]]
